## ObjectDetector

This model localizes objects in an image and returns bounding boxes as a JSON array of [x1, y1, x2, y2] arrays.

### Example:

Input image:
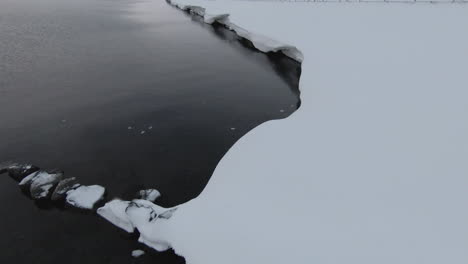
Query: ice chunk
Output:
[[66, 185, 105, 209], [97, 199, 134, 233], [51, 177, 80, 201], [131, 249, 145, 258], [136, 189, 161, 202], [29, 170, 63, 199], [1, 162, 39, 181], [18, 171, 40, 189]]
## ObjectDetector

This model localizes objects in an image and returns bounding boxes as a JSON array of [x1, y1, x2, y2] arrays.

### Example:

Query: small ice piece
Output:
[[66, 185, 105, 209], [61, 119, 67, 123], [148, 126, 153, 130], [51, 177, 80, 201], [131, 249, 145, 258], [136, 189, 161, 202], [2, 162, 40, 181], [128, 126, 133, 130], [230, 127, 236, 131], [29, 170, 64, 199], [140, 130, 146, 134], [279, 109, 285, 113], [97, 199, 134, 233]]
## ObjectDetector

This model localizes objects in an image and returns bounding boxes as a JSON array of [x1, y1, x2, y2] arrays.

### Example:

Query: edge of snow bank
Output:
[[167, 0, 304, 63]]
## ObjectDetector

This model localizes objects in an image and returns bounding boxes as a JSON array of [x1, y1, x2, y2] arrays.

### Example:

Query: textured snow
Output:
[[131, 249, 145, 258], [66, 185, 105, 209], [134, 1, 468, 264], [137, 189, 161, 202], [97, 199, 134, 233]]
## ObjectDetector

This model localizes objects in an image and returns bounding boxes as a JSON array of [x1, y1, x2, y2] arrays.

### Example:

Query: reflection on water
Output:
[[0, 0, 301, 263]]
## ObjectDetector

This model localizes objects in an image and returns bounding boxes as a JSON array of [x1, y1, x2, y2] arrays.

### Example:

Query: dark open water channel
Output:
[[0, 0, 300, 263]]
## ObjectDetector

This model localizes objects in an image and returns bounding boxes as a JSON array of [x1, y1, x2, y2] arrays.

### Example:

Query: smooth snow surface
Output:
[[66, 185, 105, 209], [137, 1, 468, 264]]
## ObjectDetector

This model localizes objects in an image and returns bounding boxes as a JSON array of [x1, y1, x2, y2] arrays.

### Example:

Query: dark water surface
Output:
[[0, 0, 300, 263]]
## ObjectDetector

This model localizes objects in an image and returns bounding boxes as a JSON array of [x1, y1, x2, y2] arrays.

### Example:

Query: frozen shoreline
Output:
[[136, 1, 468, 264], [167, 0, 304, 62]]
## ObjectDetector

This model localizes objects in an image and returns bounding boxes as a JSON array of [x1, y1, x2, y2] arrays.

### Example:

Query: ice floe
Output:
[[97, 199, 134, 232], [66, 185, 105, 209], [97, 198, 177, 251]]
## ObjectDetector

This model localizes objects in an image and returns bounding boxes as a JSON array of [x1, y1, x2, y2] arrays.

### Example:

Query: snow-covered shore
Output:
[[127, 1, 468, 263]]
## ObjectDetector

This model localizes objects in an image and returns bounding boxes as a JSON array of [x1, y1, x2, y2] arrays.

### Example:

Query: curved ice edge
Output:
[[168, 0, 304, 63]]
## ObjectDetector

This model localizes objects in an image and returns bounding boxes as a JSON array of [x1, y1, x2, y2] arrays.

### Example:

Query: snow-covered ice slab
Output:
[[97, 199, 134, 232], [29, 170, 64, 199], [125, 199, 174, 252], [97, 198, 177, 239], [139, 1, 468, 264], [66, 185, 105, 209], [18, 170, 64, 199]]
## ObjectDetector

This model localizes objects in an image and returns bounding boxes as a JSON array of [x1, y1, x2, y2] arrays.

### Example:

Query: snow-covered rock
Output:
[[97, 199, 134, 233], [136, 189, 161, 202], [1, 162, 39, 181], [18, 172, 38, 188], [51, 177, 80, 201], [66, 185, 105, 209], [29, 170, 63, 199], [19, 170, 64, 199], [131, 249, 145, 258]]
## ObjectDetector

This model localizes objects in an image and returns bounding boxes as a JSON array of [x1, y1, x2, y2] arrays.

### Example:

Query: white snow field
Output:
[[120, 1, 468, 264]]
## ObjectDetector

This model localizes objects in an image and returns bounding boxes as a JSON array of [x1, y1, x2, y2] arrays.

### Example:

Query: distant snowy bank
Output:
[[167, 0, 304, 62]]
